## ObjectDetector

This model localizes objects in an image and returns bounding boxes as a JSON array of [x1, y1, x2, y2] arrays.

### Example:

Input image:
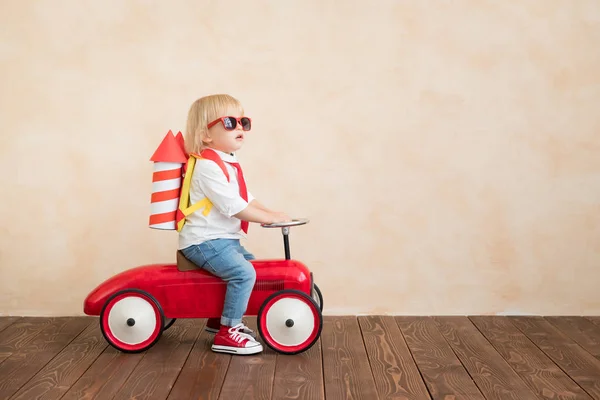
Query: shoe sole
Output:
[[212, 343, 263, 355]]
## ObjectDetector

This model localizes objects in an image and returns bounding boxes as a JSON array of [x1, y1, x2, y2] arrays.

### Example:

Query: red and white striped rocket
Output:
[[149, 130, 188, 230]]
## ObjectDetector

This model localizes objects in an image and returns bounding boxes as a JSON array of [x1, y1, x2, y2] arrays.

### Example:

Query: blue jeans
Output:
[[181, 239, 256, 326]]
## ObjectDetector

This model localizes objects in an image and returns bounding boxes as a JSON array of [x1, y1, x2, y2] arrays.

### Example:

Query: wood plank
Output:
[[167, 319, 233, 400], [218, 317, 277, 400], [510, 316, 600, 399], [546, 317, 600, 359], [0, 317, 91, 400], [321, 316, 378, 400], [113, 318, 202, 400], [470, 316, 591, 400], [396, 316, 484, 400], [271, 338, 324, 400], [0, 316, 21, 334], [586, 317, 600, 328], [10, 320, 108, 400], [433, 316, 538, 400], [0, 317, 54, 364], [359, 316, 430, 400], [60, 346, 145, 400]]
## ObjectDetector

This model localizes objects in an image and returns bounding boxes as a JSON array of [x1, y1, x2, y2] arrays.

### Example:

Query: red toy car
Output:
[[83, 219, 323, 355]]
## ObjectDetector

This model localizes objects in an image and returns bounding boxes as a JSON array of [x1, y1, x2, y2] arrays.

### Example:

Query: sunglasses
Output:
[[207, 116, 252, 131]]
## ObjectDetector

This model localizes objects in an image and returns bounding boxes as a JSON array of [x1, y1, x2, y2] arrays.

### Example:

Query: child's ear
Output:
[[201, 129, 212, 144]]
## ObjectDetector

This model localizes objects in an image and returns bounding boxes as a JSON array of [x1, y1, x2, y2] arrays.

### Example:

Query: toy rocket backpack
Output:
[[148, 130, 230, 232]]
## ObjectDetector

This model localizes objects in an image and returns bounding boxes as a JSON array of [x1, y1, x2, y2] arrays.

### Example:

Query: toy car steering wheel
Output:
[[261, 218, 309, 260], [261, 218, 309, 228]]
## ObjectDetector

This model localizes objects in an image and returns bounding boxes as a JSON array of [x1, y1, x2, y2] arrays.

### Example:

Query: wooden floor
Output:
[[1, 316, 600, 399]]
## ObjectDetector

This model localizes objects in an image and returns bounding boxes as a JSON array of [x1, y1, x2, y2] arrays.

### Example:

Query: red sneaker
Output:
[[212, 324, 263, 355], [205, 318, 221, 333], [205, 318, 256, 338]]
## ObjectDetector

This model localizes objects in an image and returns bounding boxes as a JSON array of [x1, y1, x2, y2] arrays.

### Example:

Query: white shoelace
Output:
[[229, 323, 256, 342], [228, 332, 245, 343]]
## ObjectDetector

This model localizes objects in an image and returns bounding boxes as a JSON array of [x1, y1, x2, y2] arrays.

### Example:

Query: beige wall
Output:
[[1, 1, 599, 316]]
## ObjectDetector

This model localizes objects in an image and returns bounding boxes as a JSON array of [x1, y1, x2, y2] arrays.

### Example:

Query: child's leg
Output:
[[237, 244, 255, 261], [196, 241, 257, 335], [182, 240, 257, 334], [183, 239, 261, 354], [210, 248, 255, 327]]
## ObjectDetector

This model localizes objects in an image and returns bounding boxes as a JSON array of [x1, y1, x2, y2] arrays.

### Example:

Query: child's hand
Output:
[[270, 211, 292, 224]]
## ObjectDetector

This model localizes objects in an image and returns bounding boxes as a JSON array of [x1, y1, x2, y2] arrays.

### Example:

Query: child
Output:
[[178, 94, 291, 355]]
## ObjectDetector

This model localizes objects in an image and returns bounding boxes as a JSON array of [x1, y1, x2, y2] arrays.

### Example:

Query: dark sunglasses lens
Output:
[[241, 117, 251, 131], [222, 117, 236, 130]]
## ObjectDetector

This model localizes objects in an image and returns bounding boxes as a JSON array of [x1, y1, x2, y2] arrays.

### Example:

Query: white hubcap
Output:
[[266, 297, 315, 346], [108, 296, 157, 344]]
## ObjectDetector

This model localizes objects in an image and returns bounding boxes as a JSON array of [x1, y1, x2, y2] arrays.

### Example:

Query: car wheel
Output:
[[257, 289, 322, 355], [164, 318, 176, 330], [100, 289, 164, 353], [312, 283, 323, 312]]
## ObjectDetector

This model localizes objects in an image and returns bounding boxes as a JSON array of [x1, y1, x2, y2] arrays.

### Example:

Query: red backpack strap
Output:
[[198, 148, 230, 182]]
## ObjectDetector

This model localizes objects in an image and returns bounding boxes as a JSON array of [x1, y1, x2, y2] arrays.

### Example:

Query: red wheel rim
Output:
[[101, 291, 162, 352]]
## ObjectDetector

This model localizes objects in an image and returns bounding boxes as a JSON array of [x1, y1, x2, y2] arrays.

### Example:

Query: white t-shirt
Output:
[[178, 149, 254, 250]]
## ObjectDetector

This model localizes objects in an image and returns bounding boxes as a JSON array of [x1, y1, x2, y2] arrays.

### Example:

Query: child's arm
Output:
[[243, 194, 291, 223], [243, 190, 291, 223], [249, 199, 272, 213], [234, 203, 290, 225]]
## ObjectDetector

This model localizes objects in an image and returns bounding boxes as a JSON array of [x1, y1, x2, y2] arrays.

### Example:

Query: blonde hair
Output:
[[184, 94, 245, 154]]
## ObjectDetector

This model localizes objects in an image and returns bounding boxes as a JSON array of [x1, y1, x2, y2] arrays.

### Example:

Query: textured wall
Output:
[[1, 1, 599, 316]]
